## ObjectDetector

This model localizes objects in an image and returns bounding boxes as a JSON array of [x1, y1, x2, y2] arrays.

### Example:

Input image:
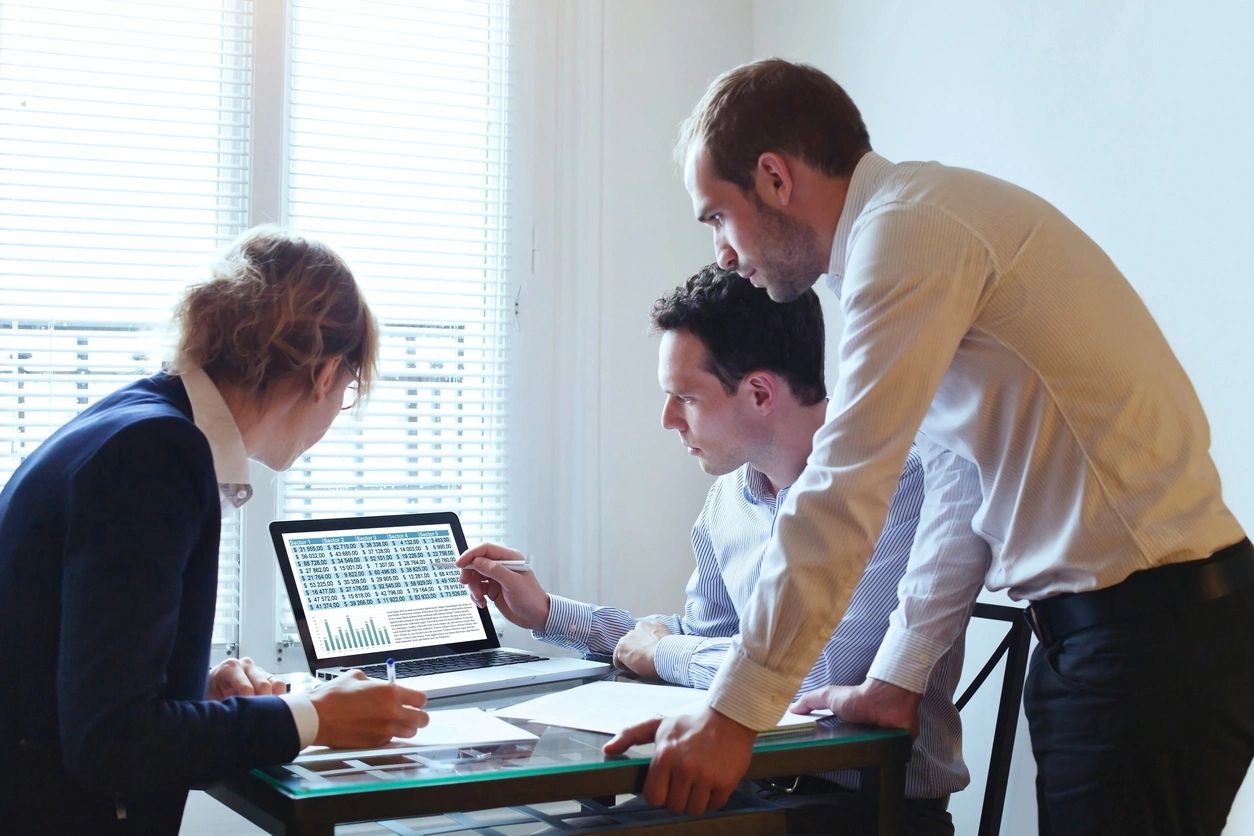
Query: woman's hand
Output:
[[207, 656, 288, 700]]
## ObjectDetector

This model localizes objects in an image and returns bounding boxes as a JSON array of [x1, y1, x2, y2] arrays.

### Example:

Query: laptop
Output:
[[271, 511, 609, 698]]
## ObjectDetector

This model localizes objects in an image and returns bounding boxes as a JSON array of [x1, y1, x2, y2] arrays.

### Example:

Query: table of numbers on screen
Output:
[[292, 529, 464, 610]]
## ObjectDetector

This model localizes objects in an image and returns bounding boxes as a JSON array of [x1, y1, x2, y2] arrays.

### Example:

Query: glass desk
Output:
[[205, 678, 911, 835]]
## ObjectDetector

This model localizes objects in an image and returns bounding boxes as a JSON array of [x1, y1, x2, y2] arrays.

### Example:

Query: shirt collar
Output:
[[827, 151, 897, 291], [741, 464, 777, 506], [180, 367, 254, 509]]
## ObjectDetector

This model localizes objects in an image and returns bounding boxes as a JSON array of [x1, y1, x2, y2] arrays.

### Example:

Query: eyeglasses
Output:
[[340, 382, 360, 411]]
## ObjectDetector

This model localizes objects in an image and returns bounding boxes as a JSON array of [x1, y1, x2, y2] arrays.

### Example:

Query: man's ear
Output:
[[743, 371, 778, 412], [754, 152, 795, 208], [313, 356, 344, 401]]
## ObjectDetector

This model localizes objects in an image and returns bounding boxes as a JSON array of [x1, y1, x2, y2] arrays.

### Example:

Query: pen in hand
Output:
[[496, 559, 532, 572], [386, 657, 396, 684]]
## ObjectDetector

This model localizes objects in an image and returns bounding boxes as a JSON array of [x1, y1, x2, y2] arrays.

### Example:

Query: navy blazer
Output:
[[0, 373, 299, 833]]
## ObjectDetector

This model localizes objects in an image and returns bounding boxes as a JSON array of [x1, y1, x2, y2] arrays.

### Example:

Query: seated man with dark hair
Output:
[[458, 265, 981, 835]]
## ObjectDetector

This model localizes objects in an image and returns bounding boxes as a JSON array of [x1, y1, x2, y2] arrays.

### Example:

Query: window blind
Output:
[[277, 0, 513, 643], [0, 0, 253, 652]]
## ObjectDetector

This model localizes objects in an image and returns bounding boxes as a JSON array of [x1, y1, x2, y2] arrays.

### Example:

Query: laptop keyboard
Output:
[[362, 649, 547, 679]]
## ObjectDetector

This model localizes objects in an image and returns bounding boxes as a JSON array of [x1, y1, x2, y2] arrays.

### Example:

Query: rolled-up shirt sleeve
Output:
[[537, 487, 748, 686]]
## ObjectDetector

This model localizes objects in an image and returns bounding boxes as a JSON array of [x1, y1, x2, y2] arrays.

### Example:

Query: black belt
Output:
[[1025, 538, 1254, 647]]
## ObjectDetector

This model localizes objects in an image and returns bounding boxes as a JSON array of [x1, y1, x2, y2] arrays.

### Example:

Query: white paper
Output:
[[296, 707, 537, 762], [392, 706, 539, 746], [493, 680, 821, 736]]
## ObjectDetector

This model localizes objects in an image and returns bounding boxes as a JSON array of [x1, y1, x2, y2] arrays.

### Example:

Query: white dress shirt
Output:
[[708, 152, 1246, 729], [181, 368, 319, 746]]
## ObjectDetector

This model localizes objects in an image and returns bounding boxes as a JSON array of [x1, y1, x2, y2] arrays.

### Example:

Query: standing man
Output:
[[461, 265, 979, 834], [607, 59, 1254, 835]]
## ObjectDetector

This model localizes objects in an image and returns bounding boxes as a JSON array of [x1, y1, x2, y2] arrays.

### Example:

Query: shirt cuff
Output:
[[865, 623, 948, 694], [653, 635, 701, 687], [706, 646, 801, 731], [535, 594, 596, 650], [279, 691, 320, 748]]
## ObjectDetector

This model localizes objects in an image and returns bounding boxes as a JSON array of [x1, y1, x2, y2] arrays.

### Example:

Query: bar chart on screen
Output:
[[319, 614, 393, 653]]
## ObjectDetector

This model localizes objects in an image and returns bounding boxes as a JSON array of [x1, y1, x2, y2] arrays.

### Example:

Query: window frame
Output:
[[0, 0, 539, 673], [226, 0, 532, 671]]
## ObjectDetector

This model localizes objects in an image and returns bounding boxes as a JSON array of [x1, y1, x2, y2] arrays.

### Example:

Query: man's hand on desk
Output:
[[612, 619, 672, 678], [456, 542, 551, 631], [602, 706, 756, 816], [308, 670, 430, 748], [207, 656, 287, 700], [790, 677, 922, 737]]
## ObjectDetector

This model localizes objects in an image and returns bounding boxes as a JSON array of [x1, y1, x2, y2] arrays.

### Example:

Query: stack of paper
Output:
[[493, 680, 823, 736], [391, 707, 540, 746], [296, 707, 538, 761]]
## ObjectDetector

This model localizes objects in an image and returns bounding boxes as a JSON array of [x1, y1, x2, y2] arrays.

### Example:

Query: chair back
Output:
[[956, 602, 1032, 836]]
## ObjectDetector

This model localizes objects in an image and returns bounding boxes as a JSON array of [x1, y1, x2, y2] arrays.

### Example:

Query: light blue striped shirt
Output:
[[538, 448, 969, 798]]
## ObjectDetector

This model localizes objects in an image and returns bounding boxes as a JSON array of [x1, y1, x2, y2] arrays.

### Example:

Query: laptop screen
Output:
[[277, 519, 489, 662]]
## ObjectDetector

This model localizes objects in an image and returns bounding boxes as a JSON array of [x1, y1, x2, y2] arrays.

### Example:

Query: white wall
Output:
[[508, 0, 753, 619], [753, 2, 1254, 833]]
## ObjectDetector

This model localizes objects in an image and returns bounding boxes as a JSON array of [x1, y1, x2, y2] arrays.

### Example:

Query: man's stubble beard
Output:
[[749, 196, 828, 303]]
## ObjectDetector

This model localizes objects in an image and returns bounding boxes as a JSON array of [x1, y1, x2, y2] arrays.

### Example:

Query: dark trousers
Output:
[[1025, 582, 1254, 835]]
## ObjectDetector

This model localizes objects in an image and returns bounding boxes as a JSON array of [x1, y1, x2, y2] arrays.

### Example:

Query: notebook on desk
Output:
[[271, 511, 608, 698]]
